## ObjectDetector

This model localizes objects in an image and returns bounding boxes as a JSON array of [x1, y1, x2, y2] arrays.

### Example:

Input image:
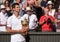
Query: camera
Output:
[[47, 18, 52, 24]]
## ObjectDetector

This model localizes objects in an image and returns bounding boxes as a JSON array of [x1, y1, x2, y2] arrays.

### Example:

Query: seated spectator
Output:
[[47, 1, 55, 17], [54, 6, 60, 32], [4, 0, 12, 17], [0, 5, 8, 32], [39, 6, 56, 32]]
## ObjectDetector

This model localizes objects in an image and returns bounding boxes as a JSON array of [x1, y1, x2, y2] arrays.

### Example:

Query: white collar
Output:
[[12, 14, 20, 19]]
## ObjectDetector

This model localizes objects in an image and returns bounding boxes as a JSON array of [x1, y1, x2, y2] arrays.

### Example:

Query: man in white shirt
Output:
[[0, 5, 8, 32], [7, 3, 28, 42], [21, 7, 38, 31]]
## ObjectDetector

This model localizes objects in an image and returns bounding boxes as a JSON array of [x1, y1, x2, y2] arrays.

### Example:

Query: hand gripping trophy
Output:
[[21, 18, 29, 35]]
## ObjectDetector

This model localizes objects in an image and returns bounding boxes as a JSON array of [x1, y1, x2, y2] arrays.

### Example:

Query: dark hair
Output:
[[12, 3, 19, 9]]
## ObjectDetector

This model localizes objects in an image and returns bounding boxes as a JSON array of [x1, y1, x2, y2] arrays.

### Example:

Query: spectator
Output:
[[4, 0, 10, 7], [54, 6, 60, 32], [0, 5, 8, 32], [4, 0, 12, 17], [21, 7, 38, 31], [39, 6, 56, 32], [6, 3, 28, 42], [47, 1, 55, 17]]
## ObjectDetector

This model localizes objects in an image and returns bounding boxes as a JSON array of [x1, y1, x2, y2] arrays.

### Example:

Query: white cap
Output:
[[26, 7, 31, 11], [47, 1, 53, 5], [0, 5, 5, 9], [26, 7, 33, 11]]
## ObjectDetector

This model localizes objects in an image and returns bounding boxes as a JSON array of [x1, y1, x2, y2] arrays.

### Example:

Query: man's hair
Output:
[[12, 3, 19, 8]]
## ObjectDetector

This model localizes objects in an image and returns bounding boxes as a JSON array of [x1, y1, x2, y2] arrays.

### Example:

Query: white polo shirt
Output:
[[21, 14, 38, 30], [0, 12, 8, 32], [7, 14, 25, 42]]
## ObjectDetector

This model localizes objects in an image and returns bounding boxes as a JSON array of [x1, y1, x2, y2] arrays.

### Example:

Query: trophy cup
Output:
[[21, 18, 29, 26], [21, 18, 29, 35]]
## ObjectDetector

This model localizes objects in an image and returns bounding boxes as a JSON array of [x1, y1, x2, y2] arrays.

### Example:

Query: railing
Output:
[[0, 32, 60, 42]]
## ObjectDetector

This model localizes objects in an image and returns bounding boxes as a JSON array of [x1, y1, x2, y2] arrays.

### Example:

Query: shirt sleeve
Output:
[[21, 14, 28, 20], [34, 15, 38, 21], [7, 17, 12, 27], [39, 16, 44, 22]]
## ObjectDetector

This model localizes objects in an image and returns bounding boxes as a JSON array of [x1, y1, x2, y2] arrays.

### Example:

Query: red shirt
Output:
[[39, 15, 55, 31]]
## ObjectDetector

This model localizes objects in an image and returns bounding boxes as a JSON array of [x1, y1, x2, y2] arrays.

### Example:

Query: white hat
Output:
[[26, 7, 33, 11], [0, 5, 5, 9], [58, 6, 60, 9], [47, 1, 53, 5]]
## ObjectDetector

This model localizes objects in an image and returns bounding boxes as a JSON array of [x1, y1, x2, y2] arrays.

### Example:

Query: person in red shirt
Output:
[[39, 6, 55, 32]]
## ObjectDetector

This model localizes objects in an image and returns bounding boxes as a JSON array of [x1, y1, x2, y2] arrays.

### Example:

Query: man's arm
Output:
[[0, 24, 6, 26], [6, 27, 19, 33], [6, 26, 29, 35]]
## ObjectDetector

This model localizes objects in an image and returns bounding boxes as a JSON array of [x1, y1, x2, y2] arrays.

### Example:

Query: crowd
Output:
[[0, 0, 60, 42]]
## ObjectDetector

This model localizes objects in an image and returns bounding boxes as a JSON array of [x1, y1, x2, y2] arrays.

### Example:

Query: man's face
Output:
[[27, 11, 32, 15], [1, 8, 6, 13], [44, 7, 49, 14], [13, 5, 20, 13]]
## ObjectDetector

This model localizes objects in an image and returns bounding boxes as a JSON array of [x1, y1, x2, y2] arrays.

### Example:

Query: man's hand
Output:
[[19, 26, 29, 35]]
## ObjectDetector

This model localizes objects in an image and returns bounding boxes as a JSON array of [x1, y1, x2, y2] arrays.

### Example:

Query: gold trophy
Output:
[[21, 18, 29, 26], [21, 18, 29, 35]]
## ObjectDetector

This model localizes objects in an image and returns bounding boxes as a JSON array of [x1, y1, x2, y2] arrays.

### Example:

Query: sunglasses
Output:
[[1, 8, 6, 10]]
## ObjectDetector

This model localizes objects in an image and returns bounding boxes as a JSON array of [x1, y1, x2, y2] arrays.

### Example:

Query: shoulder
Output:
[[49, 15, 54, 19], [22, 14, 28, 18], [0, 12, 2, 16], [21, 14, 28, 20], [31, 14, 37, 17], [7, 15, 13, 20], [40, 15, 45, 18], [23, 14, 28, 16]]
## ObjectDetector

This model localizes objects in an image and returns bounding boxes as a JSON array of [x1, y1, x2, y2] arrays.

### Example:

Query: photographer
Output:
[[39, 6, 56, 32]]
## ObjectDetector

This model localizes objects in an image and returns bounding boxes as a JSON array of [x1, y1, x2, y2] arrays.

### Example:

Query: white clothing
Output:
[[21, 14, 38, 30], [7, 14, 25, 42], [49, 9, 55, 17], [0, 12, 8, 32]]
